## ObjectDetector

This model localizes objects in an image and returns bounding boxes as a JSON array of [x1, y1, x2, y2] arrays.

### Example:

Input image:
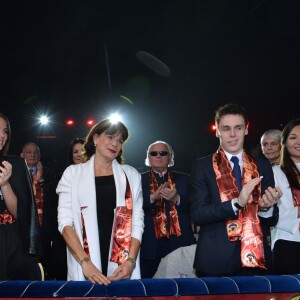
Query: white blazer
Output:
[[271, 165, 300, 249], [56, 155, 144, 280]]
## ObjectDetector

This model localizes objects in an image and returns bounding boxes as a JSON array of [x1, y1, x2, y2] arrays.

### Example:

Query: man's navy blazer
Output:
[[188, 154, 277, 275], [140, 170, 196, 261]]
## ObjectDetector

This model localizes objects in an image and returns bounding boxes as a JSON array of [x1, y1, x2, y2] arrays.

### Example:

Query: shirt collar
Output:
[[152, 169, 168, 177], [28, 166, 37, 174], [224, 150, 243, 164]]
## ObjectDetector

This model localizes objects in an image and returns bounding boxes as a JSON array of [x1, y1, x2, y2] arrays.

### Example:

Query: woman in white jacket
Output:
[[272, 118, 300, 274], [57, 119, 144, 285]]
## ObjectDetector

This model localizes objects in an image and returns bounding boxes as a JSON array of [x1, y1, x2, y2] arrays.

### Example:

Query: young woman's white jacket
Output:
[[56, 155, 144, 280], [271, 164, 300, 249]]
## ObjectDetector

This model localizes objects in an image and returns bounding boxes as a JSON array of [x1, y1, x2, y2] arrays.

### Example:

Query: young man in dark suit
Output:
[[188, 103, 282, 277]]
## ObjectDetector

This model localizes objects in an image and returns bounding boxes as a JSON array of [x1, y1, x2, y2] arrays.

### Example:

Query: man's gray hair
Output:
[[260, 129, 282, 146], [145, 140, 174, 167]]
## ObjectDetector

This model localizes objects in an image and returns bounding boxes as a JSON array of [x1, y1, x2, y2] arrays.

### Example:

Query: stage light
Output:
[[86, 119, 95, 127], [66, 119, 75, 126], [39, 115, 49, 125], [211, 124, 217, 131], [109, 113, 123, 124], [36, 135, 56, 139]]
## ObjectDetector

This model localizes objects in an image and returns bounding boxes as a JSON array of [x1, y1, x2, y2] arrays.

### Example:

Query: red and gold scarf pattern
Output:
[[212, 147, 266, 269], [0, 209, 15, 225], [33, 180, 44, 225], [150, 168, 181, 239], [80, 173, 133, 266], [0, 187, 15, 224], [80, 206, 90, 257], [290, 169, 300, 207], [110, 175, 132, 265]]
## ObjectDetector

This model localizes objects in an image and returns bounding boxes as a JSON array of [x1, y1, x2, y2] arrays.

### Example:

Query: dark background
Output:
[[1, 0, 299, 175]]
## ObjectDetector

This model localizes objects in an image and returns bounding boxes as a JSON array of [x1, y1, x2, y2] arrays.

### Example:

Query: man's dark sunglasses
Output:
[[149, 151, 169, 157]]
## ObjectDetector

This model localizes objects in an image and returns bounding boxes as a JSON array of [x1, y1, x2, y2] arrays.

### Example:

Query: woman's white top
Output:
[[271, 163, 300, 249], [56, 155, 144, 280]]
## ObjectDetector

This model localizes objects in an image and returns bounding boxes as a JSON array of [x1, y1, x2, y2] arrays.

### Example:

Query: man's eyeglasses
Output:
[[149, 151, 169, 157]]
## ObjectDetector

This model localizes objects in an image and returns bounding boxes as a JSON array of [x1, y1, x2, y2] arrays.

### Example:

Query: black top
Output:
[[95, 175, 116, 276], [0, 155, 41, 280]]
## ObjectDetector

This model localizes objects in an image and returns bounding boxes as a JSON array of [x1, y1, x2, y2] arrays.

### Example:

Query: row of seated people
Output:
[[0, 103, 299, 282]]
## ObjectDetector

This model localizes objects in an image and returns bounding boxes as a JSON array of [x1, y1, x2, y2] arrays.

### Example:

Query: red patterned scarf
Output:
[[110, 174, 132, 265], [80, 173, 133, 266], [290, 169, 300, 207], [0, 187, 15, 224], [32, 180, 44, 225], [0, 209, 15, 225], [150, 168, 181, 239], [212, 147, 266, 269], [80, 205, 90, 257]]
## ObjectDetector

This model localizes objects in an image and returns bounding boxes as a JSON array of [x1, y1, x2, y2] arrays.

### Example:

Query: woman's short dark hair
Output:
[[83, 119, 129, 163], [0, 113, 11, 156], [68, 138, 85, 165]]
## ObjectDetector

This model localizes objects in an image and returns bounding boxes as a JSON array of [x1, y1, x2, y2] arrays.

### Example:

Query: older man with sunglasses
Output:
[[140, 141, 196, 278]]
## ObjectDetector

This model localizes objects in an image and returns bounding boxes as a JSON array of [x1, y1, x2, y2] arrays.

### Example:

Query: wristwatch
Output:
[[258, 206, 271, 212], [233, 199, 244, 210], [80, 257, 91, 266], [126, 257, 136, 268]]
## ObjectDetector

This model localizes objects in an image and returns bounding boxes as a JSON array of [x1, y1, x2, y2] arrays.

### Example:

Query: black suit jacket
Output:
[[188, 154, 277, 275], [37, 166, 58, 260], [140, 170, 196, 260], [0, 155, 41, 256]]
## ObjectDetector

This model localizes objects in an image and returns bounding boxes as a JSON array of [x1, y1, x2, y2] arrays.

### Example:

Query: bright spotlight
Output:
[[39, 115, 49, 125], [109, 113, 123, 124]]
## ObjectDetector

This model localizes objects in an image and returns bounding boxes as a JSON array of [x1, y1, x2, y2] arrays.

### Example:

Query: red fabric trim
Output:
[[80, 206, 90, 257], [33, 180, 43, 225], [291, 170, 300, 206], [150, 169, 181, 239], [110, 174, 133, 265], [0, 209, 15, 224], [212, 147, 265, 269]]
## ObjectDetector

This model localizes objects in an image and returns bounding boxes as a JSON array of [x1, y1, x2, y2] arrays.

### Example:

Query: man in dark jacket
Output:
[[188, 103, 282, 277], [140, 141, 196, 278]]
